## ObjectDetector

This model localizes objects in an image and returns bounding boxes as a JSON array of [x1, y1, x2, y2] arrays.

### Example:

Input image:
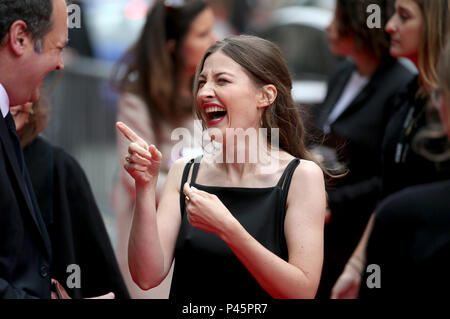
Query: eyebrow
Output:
[[199, 71, 234, 78], [397, 4, 412, 14]]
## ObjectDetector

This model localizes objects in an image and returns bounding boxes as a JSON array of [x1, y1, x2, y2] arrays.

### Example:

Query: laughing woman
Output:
[[117, 35, 327, 299]]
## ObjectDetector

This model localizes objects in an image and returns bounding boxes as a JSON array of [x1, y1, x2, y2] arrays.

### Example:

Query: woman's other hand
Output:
[[183, 183, 236, 237]]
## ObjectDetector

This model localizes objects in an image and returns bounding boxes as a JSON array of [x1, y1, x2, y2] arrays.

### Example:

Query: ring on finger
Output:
[[185, 195, 190, 202], [125, 155, 132, 163]]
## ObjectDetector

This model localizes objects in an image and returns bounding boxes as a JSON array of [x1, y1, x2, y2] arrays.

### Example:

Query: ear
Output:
[[7, 20, 32, 56], [256, 84, 277, 109], [167, 39, 176, 54]]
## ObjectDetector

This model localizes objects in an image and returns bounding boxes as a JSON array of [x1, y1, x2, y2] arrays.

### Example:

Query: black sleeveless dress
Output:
[[169, 157, 301, 300]]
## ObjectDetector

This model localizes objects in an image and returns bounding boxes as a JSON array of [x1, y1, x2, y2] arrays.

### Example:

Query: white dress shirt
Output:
[[323, 71, 369, 134], [0, 83, 10, 118]]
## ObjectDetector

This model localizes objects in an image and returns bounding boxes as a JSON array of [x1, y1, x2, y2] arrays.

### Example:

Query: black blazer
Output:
[[314, 58, 414, 299], [23, 137, 130, 299], [315, 58, 414, 224], [360, 180, 450, 298], [0, 114, 52, 299], [381, 76, 450, 198]]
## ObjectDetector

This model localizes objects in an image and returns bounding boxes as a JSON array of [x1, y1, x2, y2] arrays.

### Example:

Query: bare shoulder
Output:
[[165, 157, 196, 187], [287, 159, 326, 207], [292, 159, 325, 184]]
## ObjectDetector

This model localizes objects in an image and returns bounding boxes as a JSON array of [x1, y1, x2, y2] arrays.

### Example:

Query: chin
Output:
[[389, 49, 402, 59]]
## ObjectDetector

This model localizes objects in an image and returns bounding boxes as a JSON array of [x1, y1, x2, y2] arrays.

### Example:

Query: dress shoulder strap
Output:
[[190, 155, 203, 184], [179, 158, 196, 217], [277, 158, 301, 205], [277, 158, 301, 188]]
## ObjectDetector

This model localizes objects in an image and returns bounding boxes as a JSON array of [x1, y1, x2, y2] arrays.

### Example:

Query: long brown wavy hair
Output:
[[411, 0, 450, 92]]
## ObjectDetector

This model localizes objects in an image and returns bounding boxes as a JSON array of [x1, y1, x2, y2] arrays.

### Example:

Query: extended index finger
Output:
[[116, 122, 146, 146]]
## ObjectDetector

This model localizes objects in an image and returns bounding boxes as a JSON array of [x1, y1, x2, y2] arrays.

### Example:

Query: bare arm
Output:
[[330, 212, 375, 299], [116, 122, 185, 290], [350, 212, 375, 268]]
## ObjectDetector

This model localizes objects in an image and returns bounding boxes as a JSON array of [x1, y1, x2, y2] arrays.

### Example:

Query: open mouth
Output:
[[204, 105, 227, 125]]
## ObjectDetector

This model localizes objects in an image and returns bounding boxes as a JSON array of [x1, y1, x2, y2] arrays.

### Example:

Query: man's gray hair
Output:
[[0, 0, 54, 52]]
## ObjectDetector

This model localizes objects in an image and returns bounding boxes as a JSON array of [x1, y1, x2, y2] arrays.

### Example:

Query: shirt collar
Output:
[[0, 83, 10, 118]]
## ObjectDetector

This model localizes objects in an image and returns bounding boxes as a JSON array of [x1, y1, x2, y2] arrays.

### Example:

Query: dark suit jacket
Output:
[[23, 137, 129, 299], [316, 57, 414, 227], [380, 76, 450, 198], [360, 180, 450, 298], [0, 114, 52, 299]]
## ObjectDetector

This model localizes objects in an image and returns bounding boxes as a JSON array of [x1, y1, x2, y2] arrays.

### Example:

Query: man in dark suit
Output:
[[0, 0, 68, 298]]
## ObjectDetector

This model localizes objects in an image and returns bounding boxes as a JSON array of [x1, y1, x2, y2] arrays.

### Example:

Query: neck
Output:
[[407, 55, 432, 95], [351, 51, 381, 77], [216, 130, 278, 180]]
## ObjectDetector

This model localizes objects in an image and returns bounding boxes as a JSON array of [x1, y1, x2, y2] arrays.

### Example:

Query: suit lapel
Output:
[[0, 117, 52, 257], [317, 65, 354, 128], [331, 58, 394, 123], [336, 82, 373, 121]]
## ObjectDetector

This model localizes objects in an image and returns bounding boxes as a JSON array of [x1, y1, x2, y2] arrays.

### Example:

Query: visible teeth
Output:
[[205, 106, 225, 113]]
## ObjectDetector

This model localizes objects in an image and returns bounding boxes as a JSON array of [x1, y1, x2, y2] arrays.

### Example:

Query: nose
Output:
[[213, 31, 219, 42], [55, 54, 64, 71], [197, 81, 215, 100], [210, 31, 219, 45], [55, 62, 64, 71], [385, 15, 396, 34]]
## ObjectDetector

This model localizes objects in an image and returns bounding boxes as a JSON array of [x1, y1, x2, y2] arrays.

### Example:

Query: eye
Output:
[[397, 9, 410, 21], [217, 78, 230, 84], [399, 13, 409, 21], [198, 79, 206, 88]]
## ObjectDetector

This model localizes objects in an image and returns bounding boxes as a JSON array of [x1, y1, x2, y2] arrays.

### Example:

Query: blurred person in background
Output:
[[331, 0, 450, 299], [357, 39, 450, 299], [66, 0, 94, 58], [312, 0, 413, 299], [110, 0, 217, 298], [11, 100, 128, 299]]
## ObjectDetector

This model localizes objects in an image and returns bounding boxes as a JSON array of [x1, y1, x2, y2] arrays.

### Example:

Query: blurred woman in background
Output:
[[110, 0, 217, 298], [331, 0, 450, 299], [314, 0, 413, 299], [358, 39, 450, 299]]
